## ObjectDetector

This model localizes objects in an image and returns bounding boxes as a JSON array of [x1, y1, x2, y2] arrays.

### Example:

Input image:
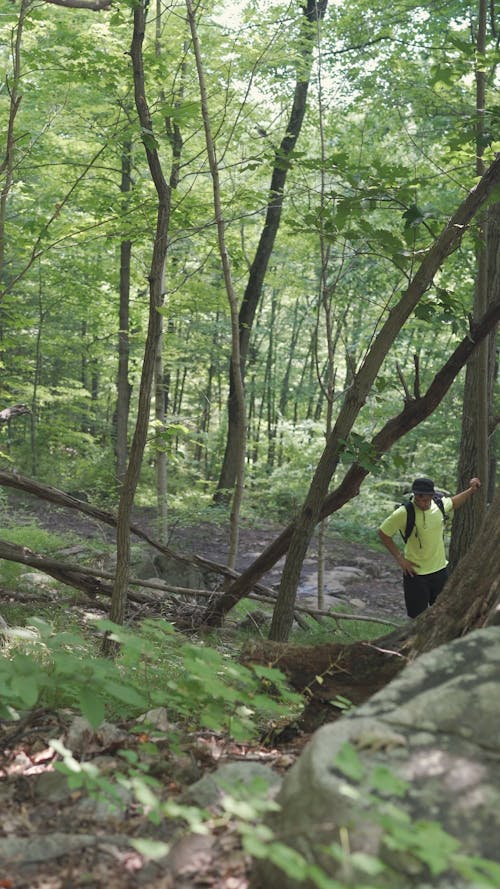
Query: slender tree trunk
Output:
[[265, 292, 278, 469], [0, 0, 28, 297], [104, 2, 172, 652], [154, 312, 168, 540], [486, 202, 500, 501], [278, 299, 302, 417], [185, 0, 245, 570], [214, 0, 329, 501], [194, 317, 220, 469], [115, 139, 133, 485], [153, 9, 185, 542], [449, 0, 494, 568], [30, 270, 45, 477]]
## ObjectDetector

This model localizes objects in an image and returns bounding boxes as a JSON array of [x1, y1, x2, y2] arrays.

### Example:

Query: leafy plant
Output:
[[0, 616, 302, 740]]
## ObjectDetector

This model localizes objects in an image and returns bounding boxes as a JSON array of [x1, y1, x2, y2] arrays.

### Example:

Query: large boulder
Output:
[[254, 626, 500, 888]]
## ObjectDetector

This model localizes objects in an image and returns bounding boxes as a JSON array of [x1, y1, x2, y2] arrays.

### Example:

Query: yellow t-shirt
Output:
[[379, 497, 453, 575]]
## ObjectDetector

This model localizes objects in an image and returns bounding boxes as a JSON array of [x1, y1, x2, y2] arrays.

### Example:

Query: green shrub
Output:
[[0, 616, 303, 741]]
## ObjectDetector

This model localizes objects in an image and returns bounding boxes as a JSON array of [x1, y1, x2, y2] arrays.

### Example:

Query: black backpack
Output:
[[400, 494, 447, 543]]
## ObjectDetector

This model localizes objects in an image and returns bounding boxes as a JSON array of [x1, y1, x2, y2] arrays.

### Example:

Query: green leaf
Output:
[[130, 839, 170, 861], [78, 687, 105, 729], [334, 742, 365, 782], [350, 850, 386, 875], [106, 681, 146, 708], [402, 203, 426, 228], [267, 841, 310, 879], [11, 674, 40, 707], [454, 852, 500, 885], [370, 765, 408, 797]]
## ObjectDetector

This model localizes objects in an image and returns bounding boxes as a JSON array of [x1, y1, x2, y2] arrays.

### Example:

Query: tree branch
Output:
[[43, 0, 112, 9]]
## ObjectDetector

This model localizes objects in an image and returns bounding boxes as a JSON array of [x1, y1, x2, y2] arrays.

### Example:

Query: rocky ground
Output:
[[0, 497, 408, 889], [133, 509, 407, 624]]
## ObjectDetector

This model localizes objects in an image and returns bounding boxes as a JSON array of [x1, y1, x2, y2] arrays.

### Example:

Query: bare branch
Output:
[[413, 353, 421, 398], [43, 0, 112, 9], [396, 362, 412, 401]]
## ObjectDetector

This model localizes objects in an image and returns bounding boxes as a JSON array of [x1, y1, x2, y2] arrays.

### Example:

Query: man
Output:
[[378, 476, 481, 618]]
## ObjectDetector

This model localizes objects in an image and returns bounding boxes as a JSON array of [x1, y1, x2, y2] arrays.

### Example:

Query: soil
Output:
[[0, 497, 407, 889]]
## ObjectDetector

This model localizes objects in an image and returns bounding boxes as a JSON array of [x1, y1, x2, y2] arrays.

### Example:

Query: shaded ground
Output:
[[148, 513, 407, 624], [0, 497, 407, 888], [129, 509, 406, 624], [4, 492, 407, 623]]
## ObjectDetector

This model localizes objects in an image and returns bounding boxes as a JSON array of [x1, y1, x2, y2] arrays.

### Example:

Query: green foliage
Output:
[[1, 0, 497, 513], [0, 522, 75, 555], [111, 618, 303, 741], [1, 616, 302, 740], [0, 618, 134, 724]]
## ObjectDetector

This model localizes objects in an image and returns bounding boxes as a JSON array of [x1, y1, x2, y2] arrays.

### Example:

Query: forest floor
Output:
[[0, 498, 407, 889]]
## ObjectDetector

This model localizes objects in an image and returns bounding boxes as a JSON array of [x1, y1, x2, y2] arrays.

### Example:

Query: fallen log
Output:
[[0, 470, 275, 598], [0, 404, 30, 424], [0, 539, 396, 629]]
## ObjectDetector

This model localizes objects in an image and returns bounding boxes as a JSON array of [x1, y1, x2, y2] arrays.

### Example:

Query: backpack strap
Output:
[[400, 495, 447, 544], [400, 501, 415, 543], [435, 495, 446, 522]]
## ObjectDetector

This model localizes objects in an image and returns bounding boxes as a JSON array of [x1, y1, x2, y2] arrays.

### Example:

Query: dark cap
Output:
[[411, 477, 435, 494]]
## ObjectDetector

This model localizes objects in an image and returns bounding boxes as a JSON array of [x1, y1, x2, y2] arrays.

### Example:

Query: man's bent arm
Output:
[[451, 477, 481, 510], [378, 529, 416, 575]]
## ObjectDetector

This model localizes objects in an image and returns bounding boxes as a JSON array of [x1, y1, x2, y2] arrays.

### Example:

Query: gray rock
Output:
[[34, 771, 73, 803], [19, 571, 56, 590], [137, 706, 171, 732], [66, 716, 130, 755], [254, 627, 500, 889], [181, 760, 281, 808], [150, 553, 218, 590]]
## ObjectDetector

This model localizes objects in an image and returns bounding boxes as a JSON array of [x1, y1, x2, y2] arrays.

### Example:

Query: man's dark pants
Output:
[[403, 567, 449, 618]]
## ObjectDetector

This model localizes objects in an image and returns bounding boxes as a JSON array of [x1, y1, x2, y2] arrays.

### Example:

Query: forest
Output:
[[1, 0, 499, 886]]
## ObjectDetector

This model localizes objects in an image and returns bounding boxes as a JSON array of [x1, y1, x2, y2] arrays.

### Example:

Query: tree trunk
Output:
[[265, 292, 278, 469], [104, 2, 172, 651], [114, 140, 133, 485], [214, 0, 329, 501], [449, 0, 494, 568], [0, 0, 27, 294], [30, 281, 45, 476], [186, 0, 246, 569], [486, 202, 500, 501]]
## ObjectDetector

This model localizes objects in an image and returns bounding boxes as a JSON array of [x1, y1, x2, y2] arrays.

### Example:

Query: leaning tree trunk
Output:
[[243, 487, 500, 731], [268, 150, 500, 642], [203, 291, 500, 628]]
